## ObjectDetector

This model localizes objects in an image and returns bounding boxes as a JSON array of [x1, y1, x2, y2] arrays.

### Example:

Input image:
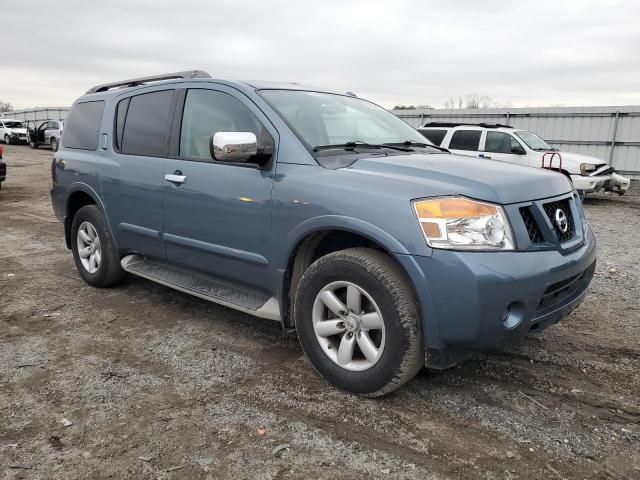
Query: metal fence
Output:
[[1, 107, 69, 122], [392, 106, 640, 176]]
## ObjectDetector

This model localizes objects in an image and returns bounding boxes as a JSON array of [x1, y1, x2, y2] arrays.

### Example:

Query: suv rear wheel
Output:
[[295, 248, 423, 396], [71, 205, 125, 287]]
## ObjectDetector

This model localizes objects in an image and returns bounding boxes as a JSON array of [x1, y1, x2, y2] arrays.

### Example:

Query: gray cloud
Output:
[[2, 0, 640, 109]]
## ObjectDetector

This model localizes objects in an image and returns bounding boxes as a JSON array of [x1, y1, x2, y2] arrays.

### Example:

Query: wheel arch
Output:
[[64, 184, 108, 249], [280, 216, 414, 329]]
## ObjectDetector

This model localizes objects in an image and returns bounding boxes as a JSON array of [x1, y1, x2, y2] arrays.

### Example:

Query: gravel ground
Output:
[[1, 144, 639, 479]]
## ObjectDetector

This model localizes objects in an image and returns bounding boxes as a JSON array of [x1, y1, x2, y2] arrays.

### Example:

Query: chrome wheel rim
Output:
[[312, 281, 385, 372], [77, 221, 101, 274]]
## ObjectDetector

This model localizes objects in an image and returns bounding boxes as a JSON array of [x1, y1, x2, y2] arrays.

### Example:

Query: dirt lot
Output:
[[1, 144, 639, 480]]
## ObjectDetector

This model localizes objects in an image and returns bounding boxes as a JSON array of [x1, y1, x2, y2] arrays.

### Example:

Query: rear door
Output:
[[446, 129, 482, 157], [161, 86, 276, 293], [481, 130, 529, 166], [101, 88, 175, 260]]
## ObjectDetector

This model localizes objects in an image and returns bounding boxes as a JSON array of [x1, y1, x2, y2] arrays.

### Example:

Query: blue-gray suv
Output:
[[51, 70, 597, 396]]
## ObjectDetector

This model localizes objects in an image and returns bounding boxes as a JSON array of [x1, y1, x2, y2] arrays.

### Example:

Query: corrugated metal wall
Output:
[[392, 106, 640, 175], [1, 108, 69, 122]]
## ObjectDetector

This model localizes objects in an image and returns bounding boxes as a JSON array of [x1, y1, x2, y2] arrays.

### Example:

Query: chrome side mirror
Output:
[[210, 131, 257, 162]]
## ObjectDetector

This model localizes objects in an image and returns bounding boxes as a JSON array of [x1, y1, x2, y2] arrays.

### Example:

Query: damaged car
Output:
[[418, 123, 630, 195]]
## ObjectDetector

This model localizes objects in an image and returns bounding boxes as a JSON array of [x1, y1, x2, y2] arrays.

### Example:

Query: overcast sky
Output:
[[2, 0, 640, 110]]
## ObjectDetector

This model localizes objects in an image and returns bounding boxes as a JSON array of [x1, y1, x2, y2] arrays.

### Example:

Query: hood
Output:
[[7, 127, 27, 134], [552, 151, 608, 172], [344, 153, 573, 205]]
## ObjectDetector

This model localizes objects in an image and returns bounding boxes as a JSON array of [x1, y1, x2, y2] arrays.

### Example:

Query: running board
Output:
[[120, 255, 280, 321]]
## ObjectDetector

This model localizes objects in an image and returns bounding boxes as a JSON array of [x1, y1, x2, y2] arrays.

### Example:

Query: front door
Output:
[[481, 131, 530, 166], [162, 87, 276, 293]]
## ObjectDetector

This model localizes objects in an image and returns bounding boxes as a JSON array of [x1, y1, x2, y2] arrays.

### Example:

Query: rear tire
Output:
[[71, 205, 125, 287], [295, 247, 423, 396]]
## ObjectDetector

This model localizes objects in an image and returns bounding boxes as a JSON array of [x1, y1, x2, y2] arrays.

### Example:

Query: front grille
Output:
[[542, 199, 575, 243], [520, 207, 544, 243]]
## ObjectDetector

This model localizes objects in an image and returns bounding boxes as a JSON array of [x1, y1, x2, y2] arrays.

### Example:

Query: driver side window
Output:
[[179, 89, 263, 161]]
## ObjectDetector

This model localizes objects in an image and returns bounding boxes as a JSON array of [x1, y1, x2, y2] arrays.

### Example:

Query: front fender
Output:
[[281, 214, 413, 268]]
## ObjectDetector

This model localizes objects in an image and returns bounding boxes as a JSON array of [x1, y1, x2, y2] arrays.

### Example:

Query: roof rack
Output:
[[420, 122, 513, 129], [86, 70, 212, 94]]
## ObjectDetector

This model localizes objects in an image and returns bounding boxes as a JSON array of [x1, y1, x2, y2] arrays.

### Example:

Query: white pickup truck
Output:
[[418, 123, 630, 195]]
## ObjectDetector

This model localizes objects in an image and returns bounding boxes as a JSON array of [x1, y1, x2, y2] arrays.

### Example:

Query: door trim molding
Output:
[[163, 232, 269, 266]]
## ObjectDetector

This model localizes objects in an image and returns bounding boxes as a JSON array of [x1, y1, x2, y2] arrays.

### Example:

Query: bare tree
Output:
[[0, 101, 14, 113], [443, 95, 510, 109]]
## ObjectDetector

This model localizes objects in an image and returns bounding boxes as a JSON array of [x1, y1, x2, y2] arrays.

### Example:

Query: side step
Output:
[[120, 255, 280, 321]]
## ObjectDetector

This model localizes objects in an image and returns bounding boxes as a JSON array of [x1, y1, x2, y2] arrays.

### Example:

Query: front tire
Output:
[[29, 140, 38, 149], [51, 138, 59, 152], [71, 205, 125, 287], [4, 135, 10, 145], [295, 248, 423, 396]]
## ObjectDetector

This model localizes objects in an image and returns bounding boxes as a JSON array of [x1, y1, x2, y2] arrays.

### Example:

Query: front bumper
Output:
[[395, 225, 597, 368], [603, 172, 630, 195], [571, 174, 606, 193]]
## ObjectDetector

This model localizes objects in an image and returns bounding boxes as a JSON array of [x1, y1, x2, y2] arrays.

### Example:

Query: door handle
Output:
[[478, 153, 492, 159], [164, 171, 187, 185]]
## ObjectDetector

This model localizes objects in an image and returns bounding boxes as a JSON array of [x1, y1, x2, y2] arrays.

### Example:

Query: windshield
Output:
[[515, 130, 551, 151], [3, 121, 23, 128], [260, 90, 432, 151]]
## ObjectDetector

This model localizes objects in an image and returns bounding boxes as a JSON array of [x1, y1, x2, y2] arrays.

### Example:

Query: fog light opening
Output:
[[502, 301, 525, 330]]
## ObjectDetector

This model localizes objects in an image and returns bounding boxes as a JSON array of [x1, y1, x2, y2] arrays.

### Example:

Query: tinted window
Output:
[[63, 101, 105, 150], [180, 89, 263, 160], [418, 129, 447, 146], [121, 90, 173, 157], [449, 130, 481, 151], [115, 97, 130, 150]]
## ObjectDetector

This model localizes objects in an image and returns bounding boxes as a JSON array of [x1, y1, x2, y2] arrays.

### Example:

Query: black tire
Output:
[[51, 138, 59, 152], [295, 247, 423, 397], [29, 140, 38, 149], [4, 135, 11, 145], [71, 205, 125, 287]]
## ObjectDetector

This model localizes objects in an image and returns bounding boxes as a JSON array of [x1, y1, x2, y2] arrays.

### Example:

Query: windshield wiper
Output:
[[313, 141, 413, 152], [384, 140, 450, 153]]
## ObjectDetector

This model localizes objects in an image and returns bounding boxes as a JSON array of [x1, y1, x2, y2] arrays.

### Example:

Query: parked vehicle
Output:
[[51, 71, 597, 396], [418, 123, 630, 195], [25, 119, 65, 151], [0, 145, 6, 190], [0, 118, 28, 145]]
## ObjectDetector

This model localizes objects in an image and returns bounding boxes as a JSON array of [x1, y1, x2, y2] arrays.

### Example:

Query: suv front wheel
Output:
[[295, 248, 423, 396], [71, 205, 125, 287]]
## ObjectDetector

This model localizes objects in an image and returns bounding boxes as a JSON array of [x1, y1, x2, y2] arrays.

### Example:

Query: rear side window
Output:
[[449, 130, 481, 151], [120, 90, 174, 157], [62, 101, 105, 150], [418, 129, 447, 146]]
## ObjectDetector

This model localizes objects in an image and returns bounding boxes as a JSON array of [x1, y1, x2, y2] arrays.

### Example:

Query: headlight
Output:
[[580, 163, 597, 175], [413, 197, 514, 250]]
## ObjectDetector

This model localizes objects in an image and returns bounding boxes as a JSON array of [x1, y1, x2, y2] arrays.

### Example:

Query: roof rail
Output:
[[86, 70, 212, 94], [420, 122, 513, 129]]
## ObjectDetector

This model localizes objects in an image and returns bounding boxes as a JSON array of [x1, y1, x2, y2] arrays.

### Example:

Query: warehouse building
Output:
[[1, 107, 68, 122]]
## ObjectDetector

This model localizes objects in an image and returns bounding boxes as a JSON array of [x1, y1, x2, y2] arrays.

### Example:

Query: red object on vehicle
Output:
[[541, 151, 562, 172], [0, 144, 3, 159]]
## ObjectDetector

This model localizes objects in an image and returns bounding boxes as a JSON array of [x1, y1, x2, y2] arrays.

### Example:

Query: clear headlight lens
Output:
[[580, 163, 597, 175], [413, 197, 514, 250]]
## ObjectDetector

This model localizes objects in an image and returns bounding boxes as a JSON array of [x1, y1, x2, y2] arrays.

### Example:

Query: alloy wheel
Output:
[[312, 281, 386, 371], [76, 221, 102, 274]]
